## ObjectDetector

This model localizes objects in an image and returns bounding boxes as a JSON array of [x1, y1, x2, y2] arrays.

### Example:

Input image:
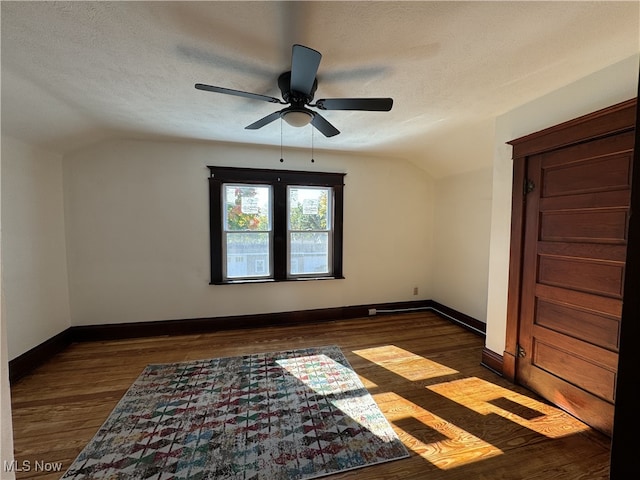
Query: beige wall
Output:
[[485, 53, 640, 355], [62, 139, 435, 326], [1, 148, 17, 479], [1, 137, 71, 360], [1, 317, 15, 480], [432, 167, 493, 321]]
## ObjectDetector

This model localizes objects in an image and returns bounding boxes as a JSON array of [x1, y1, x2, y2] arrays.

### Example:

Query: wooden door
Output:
[[505, 99, 637, 437]]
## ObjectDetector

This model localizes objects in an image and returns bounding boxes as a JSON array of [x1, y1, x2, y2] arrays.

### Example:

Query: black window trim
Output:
[[208, 166, 345, 285]]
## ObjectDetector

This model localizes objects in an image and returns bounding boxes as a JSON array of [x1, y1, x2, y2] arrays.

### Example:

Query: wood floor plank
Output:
[[10, 312, 610, 479]]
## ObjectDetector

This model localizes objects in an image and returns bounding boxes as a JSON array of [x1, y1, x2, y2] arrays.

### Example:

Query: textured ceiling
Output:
[[2, 1, 639, 176]]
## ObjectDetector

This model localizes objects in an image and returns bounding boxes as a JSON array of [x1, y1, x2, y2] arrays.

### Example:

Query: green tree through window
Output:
[[226, 186, 270, 231]]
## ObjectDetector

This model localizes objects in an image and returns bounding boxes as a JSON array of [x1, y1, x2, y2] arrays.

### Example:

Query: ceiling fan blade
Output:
[[311, 113, 340, 137], [290, 44, 321, 95], [245, 110, 283, 130], [315, 98, 393, 111], [195, 83, 282, 104]]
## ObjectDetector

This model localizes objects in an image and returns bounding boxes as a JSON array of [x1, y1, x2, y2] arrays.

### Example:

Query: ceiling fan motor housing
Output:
[[278, 71, 317, 105]]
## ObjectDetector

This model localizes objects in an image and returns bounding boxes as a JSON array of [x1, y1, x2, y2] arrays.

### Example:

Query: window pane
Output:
[[289, 187, 330, 231], [290, 232, 329, 275], [226, 232, 270, 278], [225, 185, 271, 231]]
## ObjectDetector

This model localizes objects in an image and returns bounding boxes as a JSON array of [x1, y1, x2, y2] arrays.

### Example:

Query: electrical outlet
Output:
[[368, 308, 377, 316], [413, 286, 419, 296]]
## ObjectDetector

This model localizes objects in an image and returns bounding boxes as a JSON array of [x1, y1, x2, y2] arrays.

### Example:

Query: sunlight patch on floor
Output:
[[357, 374, 379, 390], [375, 392, 504, 470], [350, 345, 590, 469], [352, 345, 459, 381], [427, 377, 590, 438], [277, 354, 394, 438], [276, 354, 357, 396]]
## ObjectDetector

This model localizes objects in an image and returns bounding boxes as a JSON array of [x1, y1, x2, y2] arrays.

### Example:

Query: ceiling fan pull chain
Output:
[[280, 117, 284, 163], [311, 125, 315, 163]]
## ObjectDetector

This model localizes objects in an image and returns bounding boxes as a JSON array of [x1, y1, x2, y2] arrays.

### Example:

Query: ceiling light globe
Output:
[[283, 110, 313, 127]]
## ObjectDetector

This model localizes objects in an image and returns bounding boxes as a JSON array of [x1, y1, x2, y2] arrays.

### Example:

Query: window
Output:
[[223, 184, 272, 279], [288, 186, 332, 276], [209, 167, 345, 284]]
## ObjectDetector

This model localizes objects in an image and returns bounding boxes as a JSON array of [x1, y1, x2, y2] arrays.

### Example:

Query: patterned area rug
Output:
[[62, 345, 409, 479]]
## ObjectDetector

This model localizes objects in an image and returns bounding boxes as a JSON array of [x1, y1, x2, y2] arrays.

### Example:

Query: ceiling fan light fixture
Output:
[[282, 110, 313, 127]]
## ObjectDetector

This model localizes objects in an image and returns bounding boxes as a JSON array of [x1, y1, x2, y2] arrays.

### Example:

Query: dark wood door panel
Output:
[[542, 152, 632, 198], [535, 284, 623, 317], [535, 298, 620, 351], [540, 189, 631, 211], [532, 326, 618, 401], [539, 129, 635, 169], [538, 255, 625, 298], [532, 325, 619, 371], [537, 241, 628, 262], [532, 339, 616, 402], [520, 366, 615, 435], [540, 208, 629, 244]]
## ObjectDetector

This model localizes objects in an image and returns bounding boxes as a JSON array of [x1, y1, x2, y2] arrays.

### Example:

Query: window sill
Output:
[[210, 276, 345, 286]]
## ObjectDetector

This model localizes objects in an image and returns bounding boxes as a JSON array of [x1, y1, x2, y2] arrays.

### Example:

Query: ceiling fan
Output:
[[195, 44, 393, 137]]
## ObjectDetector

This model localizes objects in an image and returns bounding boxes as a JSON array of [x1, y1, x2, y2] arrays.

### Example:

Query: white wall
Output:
[[485, 53, 640, 355], [432, 167, 493, 321], [1, 137, 71, 360], [63, 139, 435, 326], [1, 310, 15, 480], [1, 145, 17, 480]]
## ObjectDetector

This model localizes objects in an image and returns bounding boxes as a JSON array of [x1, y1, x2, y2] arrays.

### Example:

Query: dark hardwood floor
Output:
[[9, 312, 611, 479]]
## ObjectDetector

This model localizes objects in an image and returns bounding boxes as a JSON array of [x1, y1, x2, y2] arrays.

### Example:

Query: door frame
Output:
[[504, 98, 637, 382], [610, 86, 640, 476]]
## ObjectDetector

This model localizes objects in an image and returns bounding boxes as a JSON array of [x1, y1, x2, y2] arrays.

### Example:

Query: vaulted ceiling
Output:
[[2, 1, 639, 177]]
